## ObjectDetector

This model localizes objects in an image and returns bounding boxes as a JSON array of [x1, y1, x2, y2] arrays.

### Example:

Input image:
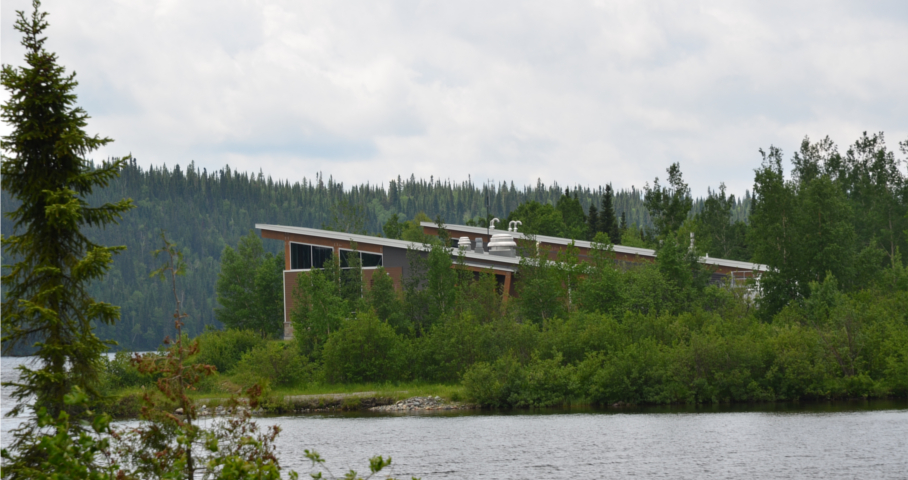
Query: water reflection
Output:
[[3, 357, 907, 479]]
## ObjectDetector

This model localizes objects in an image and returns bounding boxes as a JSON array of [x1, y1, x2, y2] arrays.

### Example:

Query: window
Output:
[[289, 242, 383, 270], [340, 248, 383, 268], [361, 252, 383, 267], [290, 243, 311, 269], [312, 246, 333, 269]]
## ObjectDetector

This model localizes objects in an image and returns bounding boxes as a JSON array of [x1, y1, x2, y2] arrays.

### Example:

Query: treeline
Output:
[[153, 131, 908, 408], [1, 159, 749, 351]]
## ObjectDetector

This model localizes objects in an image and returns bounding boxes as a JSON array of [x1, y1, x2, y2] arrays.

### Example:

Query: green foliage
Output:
[[321, 310, 407, 384], [0, 1, 134, 468], [401, 212, 432, 243], [326, 197, 367, 234], [291, 266, 348, 357], [0, 388, 119, 480], [401, 242, 457, 335], [644, 163, 692, 238], [555, 189, 588, 240], [215, 230, 285, 338], [575, 235, 624, 315], [367, 267, 405, 331], [462, 354, 574, 408], [597, 185, 621, 244], [382, 213, 404, 239], [693, 183, 751, 261], [620, 223, 649, 248], [505, 201, 567, 237], [232, 341, 312, 388], [102, 350, 155, 391], [192, 327, 265, 375], [516, 242, 568, 323]]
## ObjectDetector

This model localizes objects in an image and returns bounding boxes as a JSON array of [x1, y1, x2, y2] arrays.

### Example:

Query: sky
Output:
[[1, 0, 906, 196]]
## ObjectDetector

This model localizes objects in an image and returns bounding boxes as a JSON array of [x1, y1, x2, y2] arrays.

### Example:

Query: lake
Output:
[[3, 356, 908, 479]]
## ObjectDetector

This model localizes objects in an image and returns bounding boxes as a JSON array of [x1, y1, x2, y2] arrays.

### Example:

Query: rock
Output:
[[175, 408, 184, 414]]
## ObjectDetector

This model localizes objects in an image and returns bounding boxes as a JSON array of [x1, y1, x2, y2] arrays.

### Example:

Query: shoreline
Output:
[[102, 391, 908, 420]]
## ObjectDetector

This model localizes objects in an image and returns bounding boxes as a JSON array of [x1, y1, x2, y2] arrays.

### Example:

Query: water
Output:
[[3, 357, 908, 479]]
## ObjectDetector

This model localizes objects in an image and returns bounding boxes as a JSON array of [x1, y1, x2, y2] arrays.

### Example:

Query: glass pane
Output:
[[361, 252, 383, 267], [291, 243, 311, 269], [312, 246, 334, 269], [340, 249, 361, 269]]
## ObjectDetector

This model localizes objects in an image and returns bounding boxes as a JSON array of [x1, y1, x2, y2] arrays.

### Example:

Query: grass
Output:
[[271, 382, 466, 402], [118, 378, 468, 405]]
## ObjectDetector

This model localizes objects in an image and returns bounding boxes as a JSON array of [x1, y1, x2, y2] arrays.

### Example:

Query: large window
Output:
[[340, 248, 383, 268], [289, 242, 382, 270]]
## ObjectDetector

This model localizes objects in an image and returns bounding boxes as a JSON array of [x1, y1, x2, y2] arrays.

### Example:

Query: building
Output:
[[256, 221, 767, 340]]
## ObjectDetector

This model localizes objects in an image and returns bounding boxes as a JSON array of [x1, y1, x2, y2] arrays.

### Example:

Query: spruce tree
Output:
[[587, 202, 600, 240], [0, 0, 133, 461], [599, 185, 621, 244]]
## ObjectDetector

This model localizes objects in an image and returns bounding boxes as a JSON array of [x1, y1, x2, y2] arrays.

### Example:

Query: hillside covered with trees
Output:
[[2, 160, 750, 350]]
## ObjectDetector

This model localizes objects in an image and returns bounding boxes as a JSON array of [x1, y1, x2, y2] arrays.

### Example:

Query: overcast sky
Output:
[[2, 0, 906, 196]]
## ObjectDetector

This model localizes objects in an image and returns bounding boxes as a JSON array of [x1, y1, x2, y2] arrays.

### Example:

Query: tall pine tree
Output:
[[599, 185, 621, 244], [586, 202, 599, 240], [0, 0, 133, 467]]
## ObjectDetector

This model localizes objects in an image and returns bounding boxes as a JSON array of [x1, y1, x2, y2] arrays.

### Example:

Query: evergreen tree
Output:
[[0, 0, 133, 466], [644, 163, 692, 238], [586, 202, 599, 240], [599, 185, 620, 244], [556, 189, 587, 239], [694, 183, 750, 261]]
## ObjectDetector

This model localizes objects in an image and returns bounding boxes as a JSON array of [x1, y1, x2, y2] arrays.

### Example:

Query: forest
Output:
[[6, 1, 905, 477], [1, 157, 751, 350], [157, 131, 904, 408]]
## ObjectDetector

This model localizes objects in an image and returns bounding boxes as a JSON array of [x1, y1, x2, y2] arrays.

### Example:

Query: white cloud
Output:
[[2, 0, 906, 196]]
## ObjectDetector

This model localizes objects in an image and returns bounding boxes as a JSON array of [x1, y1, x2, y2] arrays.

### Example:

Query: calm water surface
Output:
[[3, 356, 907, 479]]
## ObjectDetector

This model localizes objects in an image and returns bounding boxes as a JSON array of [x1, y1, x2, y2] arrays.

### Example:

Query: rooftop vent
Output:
[[474, 237, 485, 254], [458, 236, 472, 254], [488, 233, 517, 258]]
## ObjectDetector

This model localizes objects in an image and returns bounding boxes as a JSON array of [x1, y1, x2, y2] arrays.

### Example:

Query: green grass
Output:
[[113, 379, 468, 405], [268, 382, 465, 402]]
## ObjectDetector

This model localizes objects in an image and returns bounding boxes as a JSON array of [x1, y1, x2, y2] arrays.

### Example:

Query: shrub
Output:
[[463, 354, 574, 408], [232, 341, 312, 388], [461, 356, 518, 408], [193, 328, 265, 375], [577, 341, 666, 405], [321, 310, 407, 384], [102, 351, 154, 391], [506, 354, 575, 408]]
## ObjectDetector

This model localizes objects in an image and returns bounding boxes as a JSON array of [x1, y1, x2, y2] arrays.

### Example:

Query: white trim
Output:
[[257, 223, 522, 266], [421, 221, 769, 272], [284, 266, 384, 273]]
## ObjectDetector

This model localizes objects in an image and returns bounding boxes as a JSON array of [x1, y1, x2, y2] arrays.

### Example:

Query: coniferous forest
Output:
[[3, 159, 750, 350]]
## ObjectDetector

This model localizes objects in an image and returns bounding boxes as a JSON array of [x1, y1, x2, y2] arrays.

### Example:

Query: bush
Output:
[[193, 328, 265, 375], [321, 310, 407, 384], [577, 341, 666, 405], [463, 354, 574, 408], [506, 354, 575, 408], [461, 356, 518, 408], [232, 341, 312, 388], [101, 351, 155, 391]]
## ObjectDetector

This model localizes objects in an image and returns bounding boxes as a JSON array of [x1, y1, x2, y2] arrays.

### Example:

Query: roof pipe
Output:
[[489, 218, 500, 230]]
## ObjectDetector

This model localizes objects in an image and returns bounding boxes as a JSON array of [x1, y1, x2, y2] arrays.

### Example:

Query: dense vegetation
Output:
[[106, 131, 907, 410], [2, 156, 753, 350], [2, 1, 906, 476]]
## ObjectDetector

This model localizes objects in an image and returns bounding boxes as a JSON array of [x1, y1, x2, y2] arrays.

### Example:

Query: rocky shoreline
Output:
[[110, 392, 474, 419], [369, 396, 477, 412]]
